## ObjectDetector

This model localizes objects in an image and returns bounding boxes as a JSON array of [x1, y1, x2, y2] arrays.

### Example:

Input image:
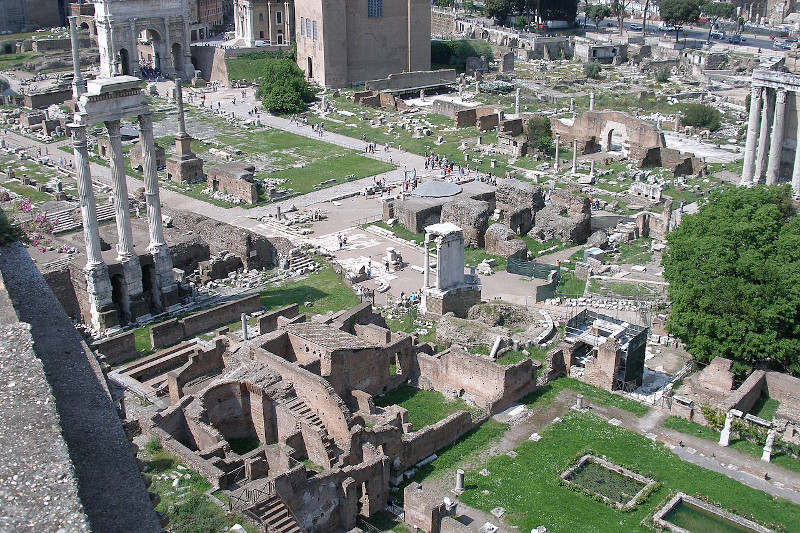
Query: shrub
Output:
[[583, 61, 602, 79], [654, 66, 671, 82], [681, 103, 721, 131], [430, 39, 492, 71], [527, 115, 553, 153], [258, 57, 314, 114]]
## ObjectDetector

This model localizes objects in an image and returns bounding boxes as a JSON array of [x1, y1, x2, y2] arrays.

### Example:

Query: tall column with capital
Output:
[[754, 87, 773, 183], [68, 16, 87, 98], [742, 86, 762, 185], [129, 19, 139, 77], [766, 90, 788, 185], [139, 112, 178, 310], [435, 239, 442, 291], [71, 122, 114, 330], [423, 234, 430, 288], [106, 119, 145, 321]]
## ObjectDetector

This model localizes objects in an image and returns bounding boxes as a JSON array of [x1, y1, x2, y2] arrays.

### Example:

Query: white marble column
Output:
[[129, 19, 139, 77], [571, 138, 578, 173], [589, 92, 595, 111], [71, 122, 113, 330], [68, 16, 87, 98], [106, 120, 136, 261], [423, 234, 430, 288], [435, 239, 442, 290], [72, 124, 104, 268], [742, 85, 762, 185], [554, 134, 560, 172], [754, 87, 773, 184], [766, 90, 787, 185]]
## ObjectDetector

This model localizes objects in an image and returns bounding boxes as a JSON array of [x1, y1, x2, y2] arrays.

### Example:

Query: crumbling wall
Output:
[[530, 189, 591, 243], [399, 411, 474, 469], [92, 330, 137, 365], [416, 345, 536, 411], [484, 224, 527, 259], [550, 110, 665, 161], [440, 198, 489, 247]]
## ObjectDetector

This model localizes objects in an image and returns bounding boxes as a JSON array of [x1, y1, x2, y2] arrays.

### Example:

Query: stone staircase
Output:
[[287, 253, 317, 274], [245, 493, 304, 533], [230, 481, 305, 533], [50, 202, 117, 234], [283, 396, 337, 465]]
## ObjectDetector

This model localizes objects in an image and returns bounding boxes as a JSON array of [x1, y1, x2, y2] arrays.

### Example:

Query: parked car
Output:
[[710, 31, 725, 39], [629, 23, 642, 30], [727, 35, 744, 44], [775, 40, 792, 50]]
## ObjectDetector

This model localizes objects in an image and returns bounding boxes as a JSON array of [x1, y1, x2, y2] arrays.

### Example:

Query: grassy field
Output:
[[375, 385, 475, 430], [141, 439, 259, 533], [556, 270, 586, 297], [383, 310, 436, 344], [750, 394, 780, 421], [259, 265, 360, 318], [267, 153, 392, 195], [662, 416, 800, 475], [460, 412, 798, 533], [521, 377, 650, 416], [495, 346, 549, 365], [365, 221, 425, 244], [613, 239, 653, 265], [393, 418, 509, 504]]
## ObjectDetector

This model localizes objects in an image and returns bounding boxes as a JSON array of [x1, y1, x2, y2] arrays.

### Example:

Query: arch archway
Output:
[[171, 43, 184, 76], [118, 48, 131, 76]]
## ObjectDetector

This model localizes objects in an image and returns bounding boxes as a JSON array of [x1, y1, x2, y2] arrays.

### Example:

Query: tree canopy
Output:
[[586, 4, 612, 30], [701, 1, 736, 42], [660, 0, 701, 40], [258, 58, 314, 114], [526, 116, 553, 152], [431, 40, 493, 71], [662, 185, 800, 376]]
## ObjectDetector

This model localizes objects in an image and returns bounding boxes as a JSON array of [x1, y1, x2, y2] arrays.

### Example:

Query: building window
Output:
[[307, 19, 313, 39], [300, 17, 304, 36], [368, 0, 382, 17], [259, 31, 264, 38], [312, 20, 317, 40], [276, 11, 282, 24], [259, 12, 263, 21], [277, 32, 284, 44]]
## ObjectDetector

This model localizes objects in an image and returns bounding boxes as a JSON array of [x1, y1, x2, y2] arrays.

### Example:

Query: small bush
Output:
[[654, 66, 671, 82], [681, 103, 721, 131], [583, 61, 602, 79], [527, 115, 553, 153], [258, 57, 314, 114]]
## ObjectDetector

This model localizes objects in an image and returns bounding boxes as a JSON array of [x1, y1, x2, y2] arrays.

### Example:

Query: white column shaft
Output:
[[554, 136, 560, 171], [754, 88, 773, 183], [766, 90, 787, 185], [106, 120, 135, 260], [571, 139, 578, 173], [71, 124, 104, 267], [435, 242, 442, 290], [742, 86, 762, 185], [139, 113, 167, 249], [423, 235, 430, 288]]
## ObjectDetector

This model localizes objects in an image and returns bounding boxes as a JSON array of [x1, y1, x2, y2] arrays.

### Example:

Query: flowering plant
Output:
[[0, 194, 57, 251]]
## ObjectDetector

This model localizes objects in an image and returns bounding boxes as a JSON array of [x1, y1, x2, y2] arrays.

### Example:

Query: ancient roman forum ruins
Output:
[[7, 2, 800, 533], [741, 63, 800, 191], [68, 16, 178, 330]]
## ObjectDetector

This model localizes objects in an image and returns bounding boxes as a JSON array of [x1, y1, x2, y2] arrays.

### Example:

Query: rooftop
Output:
[[285, 322, 375, 351]]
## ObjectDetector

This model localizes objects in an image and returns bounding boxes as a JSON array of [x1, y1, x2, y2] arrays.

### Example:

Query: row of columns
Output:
[[718, 410, 776, 462], [71, 113, 178, 330], [741, 84, 800, 193], [422, 235, 441, 291]]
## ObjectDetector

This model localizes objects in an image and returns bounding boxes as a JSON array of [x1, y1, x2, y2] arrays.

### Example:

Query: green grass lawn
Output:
[[613, 239, 653, 265], [750, 394, 780, 421], [142, 439, 259, 533], [394, 418, 508, 504], [519, 236, 569, 258], [365, 221, 424, 244], [0, 179, 52, 203], [259, 265, 360, 318], [383, 310, 436, 344], [374, 385, 475, 430], [495, 346, 549, 365], [463, 246, 507, 271], [662, 416, 800, 475], [267, 153, 393, 195], [521, 377, 649, 416], [460, 412, 798, 533], [588, 279, 659, 299], [556, 270, 586, 297]]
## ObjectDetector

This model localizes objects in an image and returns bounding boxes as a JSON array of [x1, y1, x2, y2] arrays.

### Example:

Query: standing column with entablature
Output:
[[766, 90, 788, 185], [754, 87, 773, 184], [741, 85, 762, 185]]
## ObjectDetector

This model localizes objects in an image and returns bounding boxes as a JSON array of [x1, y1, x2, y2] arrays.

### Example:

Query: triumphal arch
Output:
[[93, 0, 196, 80]]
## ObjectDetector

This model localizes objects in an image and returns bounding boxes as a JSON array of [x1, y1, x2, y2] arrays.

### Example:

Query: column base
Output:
[[85, 262, 114, 331]]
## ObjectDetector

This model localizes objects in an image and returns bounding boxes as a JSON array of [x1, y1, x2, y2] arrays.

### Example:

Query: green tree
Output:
[[701, 1, 736, 42], [585, 4, 612, 30], [540, 0, 579, 23], [583, 61, 602, 78], [485, 0, 515, 22], [610, 0, 631, 35], [663, 185, 800, 376], [681, 103, 721, 130], [258, 58, 313, 114], [660, 0, 702, 41], [430, 39, 493, 71], [526, 115, 553, 152]]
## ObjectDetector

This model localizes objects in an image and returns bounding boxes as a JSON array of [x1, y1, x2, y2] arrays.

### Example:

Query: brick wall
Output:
[[400, 411, 475, 470], [93, 330, 136, 365]]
